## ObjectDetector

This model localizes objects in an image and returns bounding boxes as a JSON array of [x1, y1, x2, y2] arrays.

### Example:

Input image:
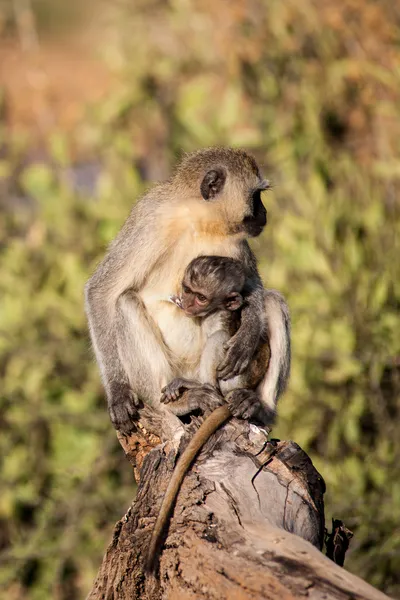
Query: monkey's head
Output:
[[179, 256, 245, 318], [174, 147, 269, 238]]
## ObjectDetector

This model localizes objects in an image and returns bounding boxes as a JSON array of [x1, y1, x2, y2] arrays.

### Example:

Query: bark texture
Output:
[[88, 411, 390, 600]]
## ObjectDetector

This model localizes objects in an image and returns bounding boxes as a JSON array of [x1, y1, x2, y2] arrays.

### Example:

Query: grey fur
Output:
[[85, 147, 290, 440], [149, 257, 291, 571], [162, 257, 291, 421]]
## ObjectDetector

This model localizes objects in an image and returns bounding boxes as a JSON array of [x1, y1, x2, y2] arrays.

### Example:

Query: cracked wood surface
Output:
[[88, 412, 390, 600]]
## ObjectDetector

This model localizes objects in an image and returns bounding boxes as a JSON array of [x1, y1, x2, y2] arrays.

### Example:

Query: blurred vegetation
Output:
[[0, 0, 399, 598]]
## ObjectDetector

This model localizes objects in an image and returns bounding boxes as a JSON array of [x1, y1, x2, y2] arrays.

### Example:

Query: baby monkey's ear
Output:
[[224, 292, 243, 312]]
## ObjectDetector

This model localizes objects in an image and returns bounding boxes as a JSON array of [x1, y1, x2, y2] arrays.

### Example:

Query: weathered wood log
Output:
[[88, 410, 390, 600]]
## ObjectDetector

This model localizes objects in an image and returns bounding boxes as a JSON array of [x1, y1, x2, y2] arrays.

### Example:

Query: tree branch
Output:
[[88, 409, 389, 600]]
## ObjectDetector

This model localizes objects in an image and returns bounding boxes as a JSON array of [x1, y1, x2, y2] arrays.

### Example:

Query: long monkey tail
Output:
[[258, 290, 291, 415], [145, 404, 231, 572]]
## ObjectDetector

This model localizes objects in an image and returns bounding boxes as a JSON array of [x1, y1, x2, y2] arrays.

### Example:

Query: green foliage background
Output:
[[0, 1, 399, 598]]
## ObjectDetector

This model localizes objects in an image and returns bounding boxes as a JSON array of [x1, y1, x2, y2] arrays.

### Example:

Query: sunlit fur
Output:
[[85, 147, 290, 441], [146, 255, 290, 572]]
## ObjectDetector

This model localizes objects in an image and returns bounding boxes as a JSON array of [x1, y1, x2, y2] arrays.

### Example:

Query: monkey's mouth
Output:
[[250, 224, 266, 237], [168, 295, 183, 309], [243, 211, 267, 237]]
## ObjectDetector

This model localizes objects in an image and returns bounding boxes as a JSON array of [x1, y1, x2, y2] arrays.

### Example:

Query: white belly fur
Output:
[[139, 232, 239, 375]]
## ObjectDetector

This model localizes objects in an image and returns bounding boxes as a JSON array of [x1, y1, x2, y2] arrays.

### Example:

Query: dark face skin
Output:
[[242, 183, 269, 238], [180, 280, 243, 317], [194, 153, 270, 239]]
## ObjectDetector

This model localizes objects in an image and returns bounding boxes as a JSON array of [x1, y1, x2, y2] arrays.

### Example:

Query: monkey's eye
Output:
[[182, 284, 191, 294], [196, 294, 208, 304]]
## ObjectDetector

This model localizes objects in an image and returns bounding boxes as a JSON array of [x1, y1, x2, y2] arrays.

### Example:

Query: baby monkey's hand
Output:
[[161, 381, 224, 417], [161, 377, 201, 403]]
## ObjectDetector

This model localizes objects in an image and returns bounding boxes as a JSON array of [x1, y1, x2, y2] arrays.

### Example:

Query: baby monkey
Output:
[[162, 255, 270, 412], [147, 256, 271, 570]]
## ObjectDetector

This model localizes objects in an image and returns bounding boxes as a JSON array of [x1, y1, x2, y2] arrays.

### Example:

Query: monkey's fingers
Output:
[[161, 387, 184, 403], [174, 386, 224, 416], [226, 389, 259, 420], [109, 401, 138, 435], [161, 382, 179, 394], [161, 391, 180, 404], [160, 393, 171, 404], [218, 332, 258, 379], [218, 353, 250, 380]]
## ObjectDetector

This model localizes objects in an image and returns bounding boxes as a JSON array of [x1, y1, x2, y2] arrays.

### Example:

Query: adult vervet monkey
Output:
[[85, 147, 290, 442]]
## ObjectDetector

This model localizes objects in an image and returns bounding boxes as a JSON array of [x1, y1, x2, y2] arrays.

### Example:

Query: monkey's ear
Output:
[[200, 168, 226, 200], [224, 292, 243, 311]]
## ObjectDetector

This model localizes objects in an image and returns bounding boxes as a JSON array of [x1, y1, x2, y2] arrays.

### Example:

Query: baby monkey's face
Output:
[[180, 279, 216, 317], [177, 277, 243, 318]]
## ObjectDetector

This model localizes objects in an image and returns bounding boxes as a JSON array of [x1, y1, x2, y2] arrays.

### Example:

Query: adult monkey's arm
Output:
[[85, 194, 171, 434], [217, 240, 265, 380]]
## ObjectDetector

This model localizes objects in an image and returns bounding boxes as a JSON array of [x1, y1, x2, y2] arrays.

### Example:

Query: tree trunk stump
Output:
[[88, 411, 390, 600]]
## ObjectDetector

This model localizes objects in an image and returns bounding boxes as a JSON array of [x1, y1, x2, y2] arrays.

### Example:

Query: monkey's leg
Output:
[[161, 330, 231, 415], [115, 291, 184, 440], [199, 330, 231, 386]]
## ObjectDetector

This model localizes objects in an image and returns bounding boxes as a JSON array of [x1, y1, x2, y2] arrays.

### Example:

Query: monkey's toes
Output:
[[109, 404, 138, 435], [160, 387, 182, 404], [227, 389, 259, 419], [160, 392, 173, 404]]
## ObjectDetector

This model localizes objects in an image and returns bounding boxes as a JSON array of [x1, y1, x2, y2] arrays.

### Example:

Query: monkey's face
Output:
[[198, 165, 268, 238], [175, 148, 269, 239], [180, 279, 243, 318], [180, 281, 214, 317]]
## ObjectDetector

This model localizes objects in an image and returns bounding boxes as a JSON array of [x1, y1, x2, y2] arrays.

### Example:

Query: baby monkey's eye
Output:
[[196, 294, 208, 304], [182, 284, 191, 294]]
